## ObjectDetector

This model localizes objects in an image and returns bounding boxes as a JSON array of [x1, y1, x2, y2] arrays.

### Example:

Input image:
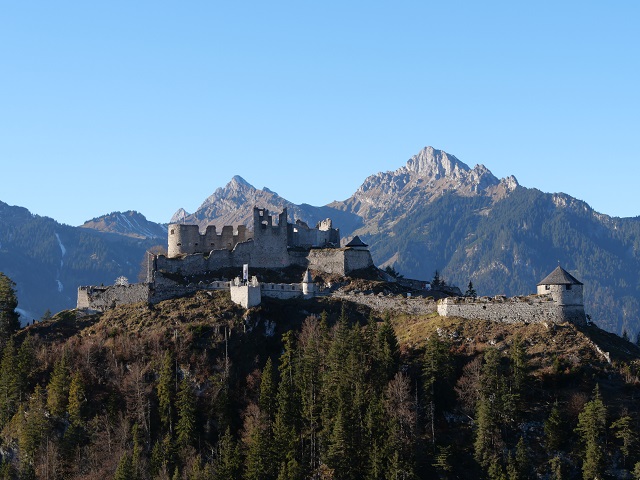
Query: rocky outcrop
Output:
[[330, 146, 519, 226]]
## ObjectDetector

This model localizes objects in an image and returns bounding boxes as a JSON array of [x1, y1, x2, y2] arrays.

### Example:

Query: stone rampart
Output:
[[437, 294, 570, 324], [336, 292, 437, 316], [77, 284, 151, 312], [260, 282, 304, 300]]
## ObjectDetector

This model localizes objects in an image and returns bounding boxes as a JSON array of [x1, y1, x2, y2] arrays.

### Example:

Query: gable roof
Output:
[[345, 235, 368, 248], [537, 266, 583, 286]]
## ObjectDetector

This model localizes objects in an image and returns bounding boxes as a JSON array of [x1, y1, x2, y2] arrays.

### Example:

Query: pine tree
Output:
[[376, 317, 400, 389], [46, 351, 69, 418], [157, 351, 175, 435], [0, 273, 20, 347], [259, 357, 277, 422], [0, 338, 18, 427], [273, 331, 300, 473], [114, 452, 134, 480], [514, 436, 530, 480], [19, 385, 48, 466], [423, 335, 453, 446], [465, 281, 477, 298], [68, 371, 86, 428], [215, 427, 241, 479], [175, 378, 196, 448], [610, 414, 636, 468], [509, 337, 528, 396], [474, 348, 506, 469], [544, 401, 564, 453], [17, 335, 34, 402], [575, 384, 607, 480], [549, 455, 563, 480]]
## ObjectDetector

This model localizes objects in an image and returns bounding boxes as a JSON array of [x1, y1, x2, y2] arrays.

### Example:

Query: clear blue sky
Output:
[[1, 1, 638, 226]]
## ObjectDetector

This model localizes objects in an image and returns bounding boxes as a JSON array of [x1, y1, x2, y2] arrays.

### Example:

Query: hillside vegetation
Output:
[[0, 292, 639, 479]]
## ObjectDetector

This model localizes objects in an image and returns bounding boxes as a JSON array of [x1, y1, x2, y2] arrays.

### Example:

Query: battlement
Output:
[[167, 223, 249, 258]]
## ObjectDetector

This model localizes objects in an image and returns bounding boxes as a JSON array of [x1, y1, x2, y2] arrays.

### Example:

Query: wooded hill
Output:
[[0, 290, 639, 479]]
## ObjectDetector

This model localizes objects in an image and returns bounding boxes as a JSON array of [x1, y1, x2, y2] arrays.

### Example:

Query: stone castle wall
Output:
[[167, 224, 249, 257], [336, 292, 437, 316], [437, 294, 586, 324], [77, 284, 152, 312]]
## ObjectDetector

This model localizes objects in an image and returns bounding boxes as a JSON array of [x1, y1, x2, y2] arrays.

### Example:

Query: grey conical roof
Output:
[[345, 235, 368, 247], [537, 266, 583, 286]]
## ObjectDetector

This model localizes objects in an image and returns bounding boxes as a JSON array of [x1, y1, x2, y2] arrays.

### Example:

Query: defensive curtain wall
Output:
[[77, 275, 318, 313], [437, 266, 587, 326]]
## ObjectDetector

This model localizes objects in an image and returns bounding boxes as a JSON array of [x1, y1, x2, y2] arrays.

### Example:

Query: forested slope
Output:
[[0, 292, 638, 479]]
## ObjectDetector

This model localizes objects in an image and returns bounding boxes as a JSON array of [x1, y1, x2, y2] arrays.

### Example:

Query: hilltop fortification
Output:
[[78, 207, 373, 311]]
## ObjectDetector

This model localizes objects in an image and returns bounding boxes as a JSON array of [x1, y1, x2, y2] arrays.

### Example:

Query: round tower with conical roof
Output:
[[537, 265, 586, 325]]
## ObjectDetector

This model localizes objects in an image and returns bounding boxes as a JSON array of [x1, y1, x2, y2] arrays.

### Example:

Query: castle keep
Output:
[[156, 207, 369, 277], [437, 266, 587, 325]]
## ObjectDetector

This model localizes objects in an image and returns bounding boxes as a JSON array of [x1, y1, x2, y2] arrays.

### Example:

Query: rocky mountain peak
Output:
[[170, 208, 190, 224], [403, 146, 469, 179]]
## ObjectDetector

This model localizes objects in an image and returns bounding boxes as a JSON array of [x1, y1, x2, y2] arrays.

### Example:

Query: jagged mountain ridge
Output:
[[329, 146, 519, 232], [80, 210, 167, 239]]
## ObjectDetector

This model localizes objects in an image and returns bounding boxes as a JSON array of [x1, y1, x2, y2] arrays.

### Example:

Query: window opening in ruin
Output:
[[177, 243, 182, 246], [545, 285, 550, 290], [170, 229, 175, 234]]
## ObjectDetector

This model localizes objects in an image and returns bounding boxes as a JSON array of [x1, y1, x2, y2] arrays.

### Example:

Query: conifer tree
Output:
[[297, 317, 324, 473], [0, 273, 19, 347], [19, 385, 48, 467], [68, 371, 86, 429], [376, 317, 400, 387], [544, 401, 564, 453], [176, 378, 196, 448], [610, 414, 636, 468], [215, 427, 241, 479], [465, 281, 477, 298], [423, 335, 453, 446], [17, 335, 34, 402], [157, 351, 175, 435], [259, 357, 277, 422], [474, 348, 506, 469], [0, 338, 18, 427], [575, 384, 607, 480], [114, 452, 134, 480], [47, 351, 69, 418], [273, 331, 300, 473]]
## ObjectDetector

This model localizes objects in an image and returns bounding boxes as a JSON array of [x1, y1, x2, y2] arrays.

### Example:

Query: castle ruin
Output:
[[78, 207, 373, 311]]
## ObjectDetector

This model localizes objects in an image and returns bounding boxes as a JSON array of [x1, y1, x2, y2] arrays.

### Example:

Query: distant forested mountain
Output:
[[0, 201, 159, 320]]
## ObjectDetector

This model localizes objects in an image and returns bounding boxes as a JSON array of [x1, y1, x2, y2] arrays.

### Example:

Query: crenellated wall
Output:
[[167, 224, 248, 258]]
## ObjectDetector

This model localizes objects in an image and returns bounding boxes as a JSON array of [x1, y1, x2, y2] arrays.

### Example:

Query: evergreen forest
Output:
[[0, 279, 639, 479]]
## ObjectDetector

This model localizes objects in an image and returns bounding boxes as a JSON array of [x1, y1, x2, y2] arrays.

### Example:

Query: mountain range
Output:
[[1, 146, 639, 336]]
